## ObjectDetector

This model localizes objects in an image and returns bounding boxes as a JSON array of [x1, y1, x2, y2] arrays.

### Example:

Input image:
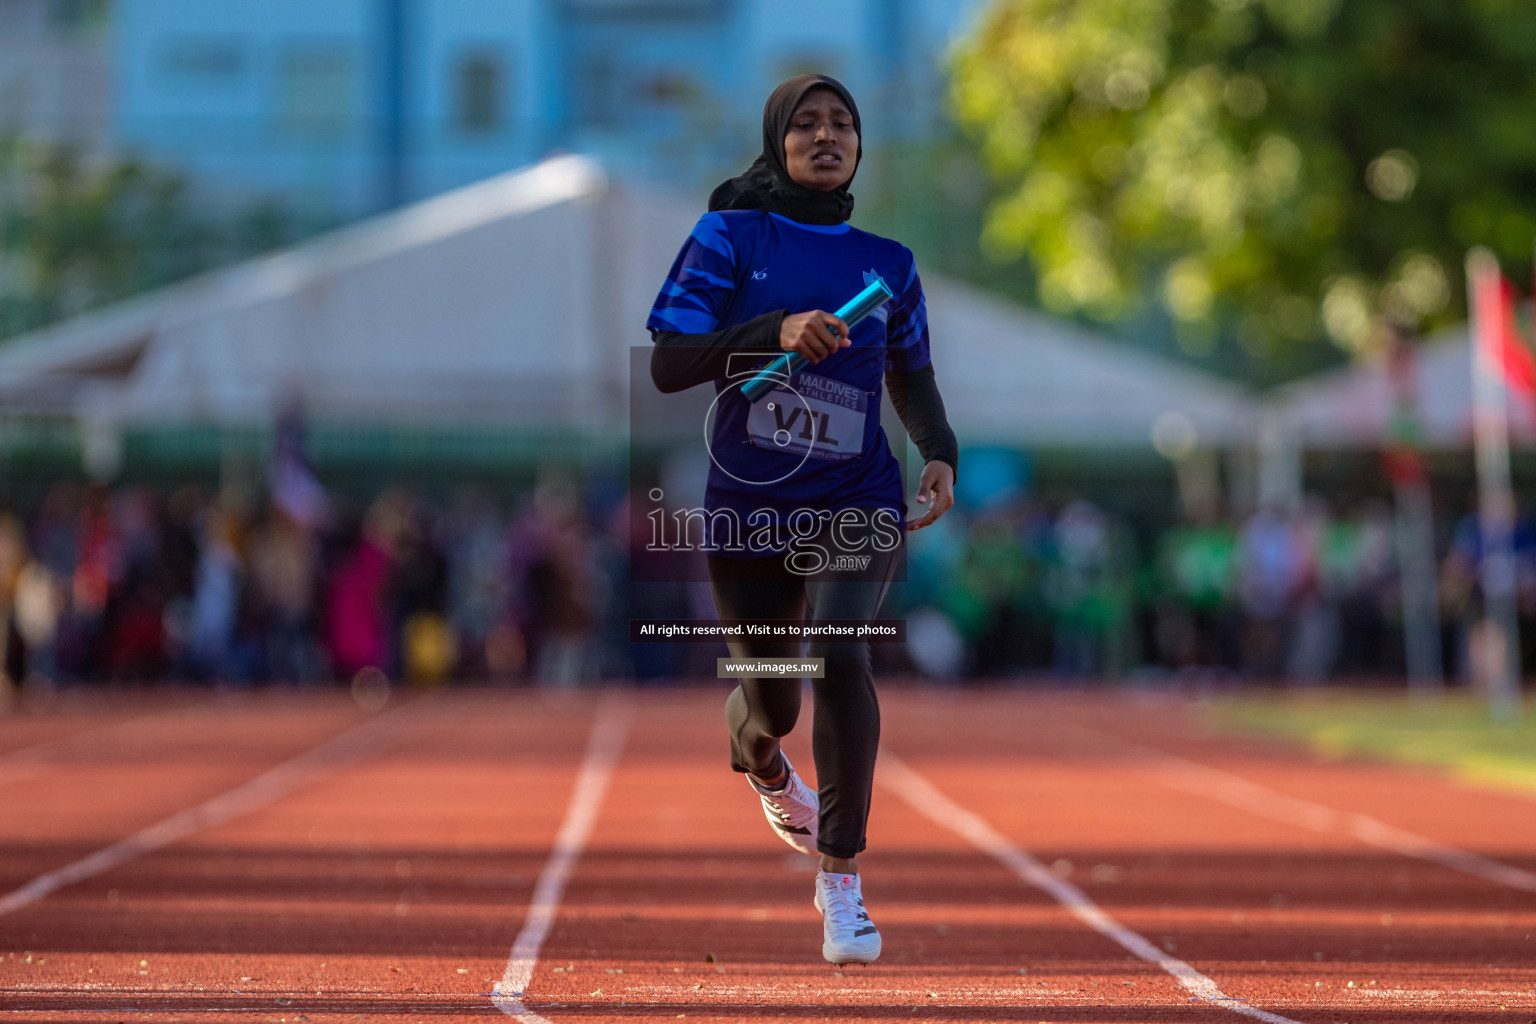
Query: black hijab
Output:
[[708, 74, 862, 226]]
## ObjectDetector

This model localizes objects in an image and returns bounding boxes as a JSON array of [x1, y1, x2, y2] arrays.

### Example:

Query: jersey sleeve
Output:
[[646, 212, 739, 336], [883, 248, 932, 373]]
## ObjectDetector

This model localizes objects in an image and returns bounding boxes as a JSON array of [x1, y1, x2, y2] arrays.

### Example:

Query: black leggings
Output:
[[707, 509, 901, 859]]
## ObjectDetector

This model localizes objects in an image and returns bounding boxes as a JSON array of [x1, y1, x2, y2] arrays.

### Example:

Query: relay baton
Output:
[[740, 275, 895, 403]]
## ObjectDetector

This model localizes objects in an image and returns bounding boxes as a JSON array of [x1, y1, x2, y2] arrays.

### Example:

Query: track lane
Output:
[[879, 691, 1536, 1022], [0, 691, 609, 1023], [3, 688, 1534, 1023], [0, 697, 375, 895], [0, 691, 215, 790], [877, 752, 1305, 1024], [508, 692, 1266, 1023], [494, 697, 632, 1021], [0, 689, 209, 759], [1056, 698, 1536, 870]]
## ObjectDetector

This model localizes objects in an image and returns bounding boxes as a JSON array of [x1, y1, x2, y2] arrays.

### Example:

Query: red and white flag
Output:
[[1470, 257, 1536, 413]]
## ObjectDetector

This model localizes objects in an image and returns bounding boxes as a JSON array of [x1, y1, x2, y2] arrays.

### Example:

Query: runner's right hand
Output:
[[779, 310, 851, 364]]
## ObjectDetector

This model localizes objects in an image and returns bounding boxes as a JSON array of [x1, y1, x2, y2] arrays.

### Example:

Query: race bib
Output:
[[746, 372, 867, 462]]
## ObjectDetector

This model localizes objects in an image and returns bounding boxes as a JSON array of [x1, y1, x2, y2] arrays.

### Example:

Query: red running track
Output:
[[0, 686, 1533, 1023]]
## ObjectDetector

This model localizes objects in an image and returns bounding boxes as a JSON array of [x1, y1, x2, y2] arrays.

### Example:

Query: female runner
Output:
[[646, 74, 958, 964]]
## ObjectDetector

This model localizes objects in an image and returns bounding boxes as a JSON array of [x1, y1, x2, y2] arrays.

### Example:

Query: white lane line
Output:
[[0, 706, 409, 916], [879, 753, 1307, 1024], [1064, 722, 1536, 894], [492, 699, 632, 1023]]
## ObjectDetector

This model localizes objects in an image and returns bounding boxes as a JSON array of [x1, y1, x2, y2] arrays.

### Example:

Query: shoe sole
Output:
[[813, 891, 881, 964], [822, 942, 881, 965]]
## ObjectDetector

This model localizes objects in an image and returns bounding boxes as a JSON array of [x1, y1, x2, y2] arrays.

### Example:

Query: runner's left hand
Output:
[[907, 460, 955, 532]]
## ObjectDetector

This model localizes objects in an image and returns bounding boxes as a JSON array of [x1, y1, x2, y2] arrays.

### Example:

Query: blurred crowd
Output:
[[895, 496, 1408, 681], [900, 492, 1536, 685], [0, 476, 1522, 689], [0, 479, 630, 691]]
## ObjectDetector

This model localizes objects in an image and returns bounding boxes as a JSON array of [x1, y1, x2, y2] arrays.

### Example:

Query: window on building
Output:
[[454, 52, 505, 134], [160, 37, 247, 85], [49, 0, 109, 34], [276, 46, 357, 141], [644, 73, 699, 106], [573, 62, 700, 128], [575, 55, 617, 128]]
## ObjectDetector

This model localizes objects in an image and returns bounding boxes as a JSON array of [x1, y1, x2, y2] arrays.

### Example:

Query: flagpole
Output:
[[1467, 247, 1523, 722]]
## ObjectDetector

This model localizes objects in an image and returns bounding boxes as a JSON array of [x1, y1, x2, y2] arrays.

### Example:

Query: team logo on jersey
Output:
[[863, 269, 890, 322]]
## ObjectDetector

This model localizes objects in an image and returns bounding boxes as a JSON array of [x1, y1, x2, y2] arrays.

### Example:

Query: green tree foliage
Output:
[[950, 0, 1536, 372], [0, 138, 297, 342]]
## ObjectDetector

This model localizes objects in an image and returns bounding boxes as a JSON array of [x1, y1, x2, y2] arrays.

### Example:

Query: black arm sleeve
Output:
[[884, 363, 959, 484], [649, 310, 786, 394]]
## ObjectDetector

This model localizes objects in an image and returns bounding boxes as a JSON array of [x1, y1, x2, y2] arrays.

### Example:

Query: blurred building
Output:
[[110, 0, 984, 219], [0, 0, 113, 155]]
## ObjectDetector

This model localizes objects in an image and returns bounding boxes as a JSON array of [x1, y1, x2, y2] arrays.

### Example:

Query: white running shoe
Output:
[[813, 869, 882, 964], [746, 753, 819, 855]]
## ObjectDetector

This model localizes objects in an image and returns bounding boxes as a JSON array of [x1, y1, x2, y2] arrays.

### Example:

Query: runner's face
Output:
[[783, 89, 858, 191]]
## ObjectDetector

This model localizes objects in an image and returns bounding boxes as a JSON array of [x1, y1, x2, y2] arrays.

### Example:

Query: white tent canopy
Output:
[[925, 279, 1251, 446], [0, 154, 1254, 449], [1264, 324, 1530, 449], [0, 155, 666, 431]]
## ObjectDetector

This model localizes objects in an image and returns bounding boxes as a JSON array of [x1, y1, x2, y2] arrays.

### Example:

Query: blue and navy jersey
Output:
[[648, 210, 931, 550]]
